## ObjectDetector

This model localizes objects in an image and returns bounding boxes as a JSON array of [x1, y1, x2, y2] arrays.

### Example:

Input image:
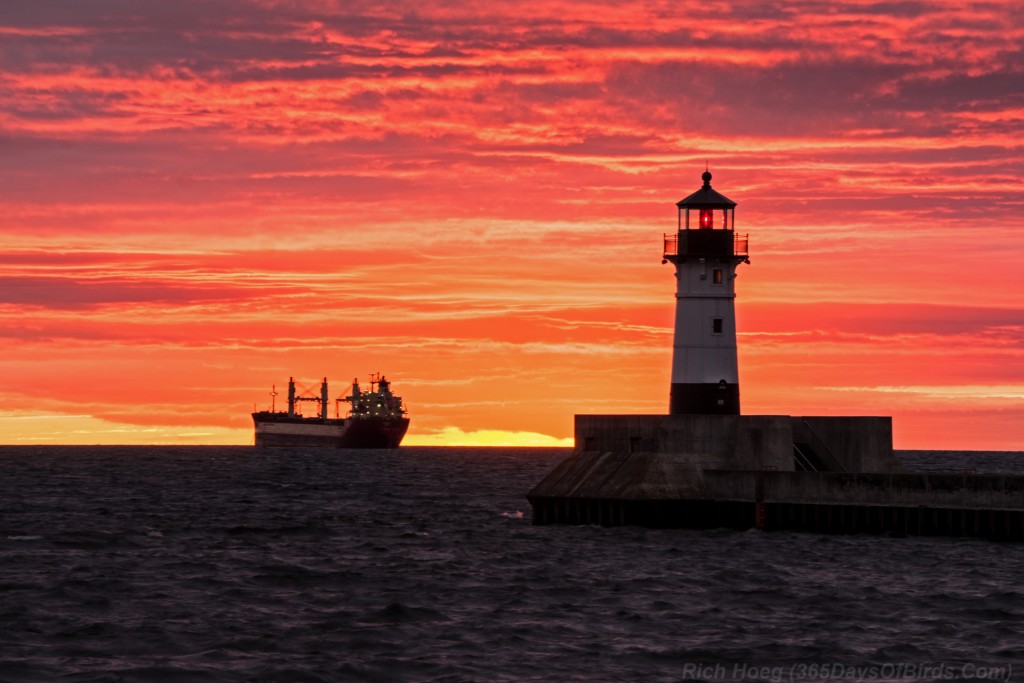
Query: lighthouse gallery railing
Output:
[[664, 232, 749, 258]]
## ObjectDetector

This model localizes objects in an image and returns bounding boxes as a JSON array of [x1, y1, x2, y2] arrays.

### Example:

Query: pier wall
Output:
[[574, 414, 793, 471], [527, 414, 1024, 539], [527, 496, 1024, 540], [704, 470, 1024, 509], [573, 414, 899, 474], [793, 417, 896, 473]]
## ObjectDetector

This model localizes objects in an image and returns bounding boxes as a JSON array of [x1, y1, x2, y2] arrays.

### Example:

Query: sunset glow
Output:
[[2, 1, 1022, 449]]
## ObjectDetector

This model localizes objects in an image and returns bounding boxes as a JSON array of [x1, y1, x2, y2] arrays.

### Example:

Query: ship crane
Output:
[[287, 377, 330, 420]]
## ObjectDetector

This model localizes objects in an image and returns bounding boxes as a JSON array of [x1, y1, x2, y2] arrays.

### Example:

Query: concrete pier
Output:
[[527, 415, 1024, 540], [528, 175, 1024, 540]]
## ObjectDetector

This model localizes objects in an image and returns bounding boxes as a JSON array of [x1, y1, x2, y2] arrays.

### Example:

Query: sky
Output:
[[1, 0, 1022, 449]]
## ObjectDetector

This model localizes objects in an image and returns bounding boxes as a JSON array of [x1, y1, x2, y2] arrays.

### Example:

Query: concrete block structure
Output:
[[528, 413, 1024, 539]]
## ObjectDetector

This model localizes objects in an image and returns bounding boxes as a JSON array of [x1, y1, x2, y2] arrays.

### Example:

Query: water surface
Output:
[[1, 446, 1022, 682]]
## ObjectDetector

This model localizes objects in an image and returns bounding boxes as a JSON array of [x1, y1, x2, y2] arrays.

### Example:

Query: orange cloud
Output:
[[1, 1, 1022, 448]]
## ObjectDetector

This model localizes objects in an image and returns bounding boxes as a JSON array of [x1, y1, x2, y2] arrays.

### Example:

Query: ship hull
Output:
[[252, 413, 409, 448]]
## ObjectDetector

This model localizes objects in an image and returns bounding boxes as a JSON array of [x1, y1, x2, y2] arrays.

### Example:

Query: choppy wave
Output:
[[1, 446, 1023, 682]]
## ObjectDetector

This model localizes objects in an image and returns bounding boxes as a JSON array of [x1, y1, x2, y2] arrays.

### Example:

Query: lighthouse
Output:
[[663, 170, 749, 414], [529, 170, 918, 535]]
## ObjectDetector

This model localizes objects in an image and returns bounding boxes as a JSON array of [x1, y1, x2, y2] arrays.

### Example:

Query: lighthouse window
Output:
[[713, 269, 723, 284], [712, 318, 723, 334]]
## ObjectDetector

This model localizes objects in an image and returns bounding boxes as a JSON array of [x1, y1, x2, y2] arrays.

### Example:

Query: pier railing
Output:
[[800, 420, 848, 473]]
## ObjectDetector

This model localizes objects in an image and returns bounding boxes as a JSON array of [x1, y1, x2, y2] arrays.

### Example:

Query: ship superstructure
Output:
[[252, 373, 409, 448]]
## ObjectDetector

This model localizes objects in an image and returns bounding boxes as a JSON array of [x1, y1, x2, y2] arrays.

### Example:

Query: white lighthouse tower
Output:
[[663, 170, 749, 414]]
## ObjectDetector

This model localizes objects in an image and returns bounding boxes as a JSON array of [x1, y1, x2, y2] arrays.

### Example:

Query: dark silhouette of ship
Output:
[[252, 373, 409, 448]]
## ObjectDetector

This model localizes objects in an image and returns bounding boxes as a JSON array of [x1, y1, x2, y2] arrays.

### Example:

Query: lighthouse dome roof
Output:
[[676, 171, 736, 209]]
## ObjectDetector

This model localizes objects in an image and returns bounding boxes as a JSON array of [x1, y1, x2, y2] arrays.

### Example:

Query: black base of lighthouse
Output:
[[670, 383, 740, 415]]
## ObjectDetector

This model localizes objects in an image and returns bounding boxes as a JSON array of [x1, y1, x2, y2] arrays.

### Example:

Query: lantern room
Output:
[[676, 170, 736, 232], [664, 169, 748, 262]]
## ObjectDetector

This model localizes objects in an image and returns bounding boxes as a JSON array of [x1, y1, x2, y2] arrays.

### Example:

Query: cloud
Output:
[[0, 410, 246, 445], [405, 426, 573, 447], [823, 385, 1024, 401], [0, 0, 1022, 448], [0, 275, 269, 309]]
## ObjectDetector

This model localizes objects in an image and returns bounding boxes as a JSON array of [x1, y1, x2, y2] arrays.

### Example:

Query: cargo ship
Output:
[[252, 373, 409, 448]]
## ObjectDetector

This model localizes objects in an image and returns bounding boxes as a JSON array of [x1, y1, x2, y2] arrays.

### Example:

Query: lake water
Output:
[[1, 446, 1022, 682]]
